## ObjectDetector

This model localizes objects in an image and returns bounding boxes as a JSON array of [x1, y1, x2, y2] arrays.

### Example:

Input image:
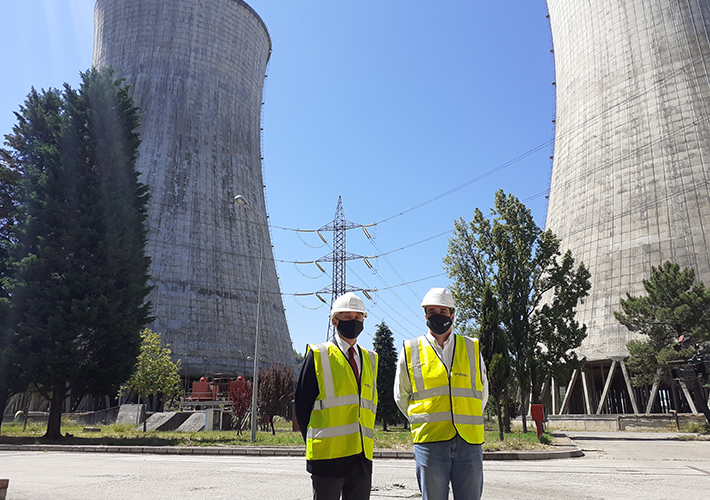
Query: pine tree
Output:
[[2, 68, 152, 439], [616, 261, 710, 423], [372, 321, 400, 430]]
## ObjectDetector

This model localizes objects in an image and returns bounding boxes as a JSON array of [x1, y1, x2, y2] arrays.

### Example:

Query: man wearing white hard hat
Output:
[[394, 287, 488, 500], [295, 292, 379, 500]]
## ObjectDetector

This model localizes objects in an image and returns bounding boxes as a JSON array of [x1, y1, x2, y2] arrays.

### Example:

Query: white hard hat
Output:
[[421, 287, 455, 310], [330, 292, 368, 318]]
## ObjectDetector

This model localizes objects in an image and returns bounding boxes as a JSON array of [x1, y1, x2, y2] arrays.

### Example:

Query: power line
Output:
[[266, 52, 708, 235], [272, 229, 453, 267], [284, 272, 445, 297]]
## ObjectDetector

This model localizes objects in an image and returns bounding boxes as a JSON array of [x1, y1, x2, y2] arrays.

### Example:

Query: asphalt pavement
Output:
[[0, 431, 708, 499]]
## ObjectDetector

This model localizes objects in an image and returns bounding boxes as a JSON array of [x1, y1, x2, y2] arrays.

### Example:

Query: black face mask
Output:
[[426, 314, 452, 335], [337, 319, 364, 339]]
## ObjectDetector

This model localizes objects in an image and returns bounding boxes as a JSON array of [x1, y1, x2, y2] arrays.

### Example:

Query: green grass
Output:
[[482, 430, 552, 451], [679, 422, 710, 435], [0, 417, 554, 451], [372, 426, 553, 451]]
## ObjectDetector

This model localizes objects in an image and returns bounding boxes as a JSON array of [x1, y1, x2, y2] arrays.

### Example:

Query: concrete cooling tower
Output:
[[93, 0, 294, 377], [546, 1, 710, 414]]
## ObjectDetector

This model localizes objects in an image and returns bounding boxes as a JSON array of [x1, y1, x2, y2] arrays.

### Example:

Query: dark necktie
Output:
[[348, 346, 360, 385]]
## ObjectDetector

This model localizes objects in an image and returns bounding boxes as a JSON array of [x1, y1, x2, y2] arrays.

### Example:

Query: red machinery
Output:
[[185, 374, 245, 407]]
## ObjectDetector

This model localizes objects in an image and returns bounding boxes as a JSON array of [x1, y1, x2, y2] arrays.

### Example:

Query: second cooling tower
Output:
[[546, 0, 710, 362], [93, 0, 294, 376]]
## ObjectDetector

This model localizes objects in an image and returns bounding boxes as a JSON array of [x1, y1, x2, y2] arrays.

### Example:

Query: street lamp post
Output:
[[233, 194, 265, 443]]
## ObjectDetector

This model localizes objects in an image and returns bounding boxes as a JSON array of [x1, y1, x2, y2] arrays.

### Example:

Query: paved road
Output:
[[1, 432, 708, 499], [484, 432, 710, 500]]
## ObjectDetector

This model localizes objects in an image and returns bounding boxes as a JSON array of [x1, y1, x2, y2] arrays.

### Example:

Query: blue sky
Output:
[[0, 0, 555, 358]]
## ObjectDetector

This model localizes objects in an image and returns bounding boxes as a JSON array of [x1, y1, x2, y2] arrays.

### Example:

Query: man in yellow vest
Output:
[[394, 287, 488, 500], [295, 292, 379, 500]]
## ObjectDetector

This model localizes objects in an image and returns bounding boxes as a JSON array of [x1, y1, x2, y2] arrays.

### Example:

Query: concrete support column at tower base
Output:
[[544, 359, 709, 421]]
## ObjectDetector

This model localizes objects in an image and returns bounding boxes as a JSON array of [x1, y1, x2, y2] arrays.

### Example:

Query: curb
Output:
[[483, 446, 584, 460], [0, 444, 306, 457], [0, 443, 584, 460]]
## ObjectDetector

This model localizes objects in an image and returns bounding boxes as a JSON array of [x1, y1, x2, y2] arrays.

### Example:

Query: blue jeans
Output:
[[413, 436, 483, 500]]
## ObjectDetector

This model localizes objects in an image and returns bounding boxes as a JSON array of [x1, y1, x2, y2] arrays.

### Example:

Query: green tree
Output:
[[444, 190, 590, 432], [0, 100, 52, 428], [293, 349, 304, 367], [0, 306, 25, 434], [533, 249, 591, 391], [372, 321, 400, 430], [120, 329, 181, 412], [2, 67, 152, 439], [616, 261, 710, 423], [479, 284, 510, 441]]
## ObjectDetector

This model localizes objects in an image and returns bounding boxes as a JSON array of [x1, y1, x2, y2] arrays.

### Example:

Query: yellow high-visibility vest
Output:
[[404, 334, 484, 444], [306, 342, 378, 461]]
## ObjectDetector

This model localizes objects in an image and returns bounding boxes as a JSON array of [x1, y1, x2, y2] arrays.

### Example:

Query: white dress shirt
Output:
[[394, 332, 488, 419], [334, 333, 361, 374]]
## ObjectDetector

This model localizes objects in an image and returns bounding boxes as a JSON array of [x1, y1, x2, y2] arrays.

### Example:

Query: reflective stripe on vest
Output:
[[306, 342, 378, 461], [405, 335, 484, 444]]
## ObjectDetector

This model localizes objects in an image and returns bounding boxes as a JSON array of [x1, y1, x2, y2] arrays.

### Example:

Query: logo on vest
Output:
[[452, 372, 469, 378], [363, 383, 372, 389]]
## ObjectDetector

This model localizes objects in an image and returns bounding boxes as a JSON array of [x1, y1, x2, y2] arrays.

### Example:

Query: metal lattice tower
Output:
[[330, 197, 347, 300], [316, 197, 366, 339]]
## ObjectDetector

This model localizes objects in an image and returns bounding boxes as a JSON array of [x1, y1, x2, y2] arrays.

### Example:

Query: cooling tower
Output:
[[546, 0, 710, 364], [93, 0, 294, 377]]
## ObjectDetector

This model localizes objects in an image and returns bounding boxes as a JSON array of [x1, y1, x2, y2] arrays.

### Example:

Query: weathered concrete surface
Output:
[[175, 411, 206, 432], [547, 413, 708, 432], [546, 0, 710, 362], [115, 404, 145, 426], [93, 0, 294, 377]]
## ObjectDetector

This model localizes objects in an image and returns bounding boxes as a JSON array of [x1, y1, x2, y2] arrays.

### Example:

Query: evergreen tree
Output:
[[616, 261, 710, 423], [444, 190, 590, 432], [2, 68, 152, 439], [479, 284, 510, 441], [0, 152, 26, 430], [372, 321, 400, 430]]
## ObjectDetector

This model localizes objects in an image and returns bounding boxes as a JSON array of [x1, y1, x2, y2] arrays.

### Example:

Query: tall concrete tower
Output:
[[546, 1, 710, 412], [93, 0, 294, 377]]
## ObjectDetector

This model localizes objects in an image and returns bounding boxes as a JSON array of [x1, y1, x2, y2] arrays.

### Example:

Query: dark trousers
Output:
[[311, 461, 372, 500]]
